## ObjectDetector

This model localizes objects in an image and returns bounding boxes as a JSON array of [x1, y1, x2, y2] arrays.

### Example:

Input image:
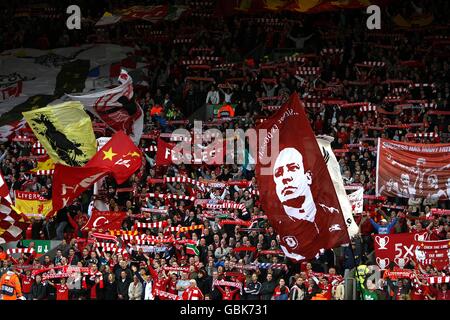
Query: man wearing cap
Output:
[[368, 211, 398, 234]]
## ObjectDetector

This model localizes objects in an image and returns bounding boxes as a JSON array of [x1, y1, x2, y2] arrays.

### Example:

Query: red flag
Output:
[[0, 171, 28, 244], [156, 138, 177, 166], [51, 131, 142, 215], [255, 93, 349, 261], [82, 210, 127, 232], [87, 130, 142, 183]]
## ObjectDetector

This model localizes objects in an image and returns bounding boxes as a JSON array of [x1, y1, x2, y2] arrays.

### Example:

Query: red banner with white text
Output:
[[376, 138, 450, 199], [255, 93, 349, 261], [373, 232, 428, 269]]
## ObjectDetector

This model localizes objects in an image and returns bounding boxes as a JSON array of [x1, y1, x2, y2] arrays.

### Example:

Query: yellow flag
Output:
[[23, 101, 97, 166], [30, 158, 55, 172], [14, 191, 52, 218]]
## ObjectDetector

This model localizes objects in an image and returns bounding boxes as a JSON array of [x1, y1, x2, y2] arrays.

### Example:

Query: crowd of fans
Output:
[[0, 0, 449, 300]]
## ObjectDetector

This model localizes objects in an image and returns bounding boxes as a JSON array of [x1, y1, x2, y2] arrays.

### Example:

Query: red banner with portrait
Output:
[[376, 138, 450, 199], [255, 93, 349, 261]]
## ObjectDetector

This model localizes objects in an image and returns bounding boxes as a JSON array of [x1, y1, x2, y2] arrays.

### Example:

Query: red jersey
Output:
[[167, 279, 177, 295], [411, 285, 425, 300], [437, 290, 450, 300], [217, 286, 239, 300], [182, 287, 204, 300], [319, 283, 333, 300], [20, 275, 33, 294], [56, 284, 69, 300]]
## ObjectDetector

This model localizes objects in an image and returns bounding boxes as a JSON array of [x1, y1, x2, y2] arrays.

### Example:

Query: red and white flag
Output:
[[67, 70, 144, 145], [0, 171, 28, 244], [82, 210, 127, 232], [346, 186, 364, 214], [255, 93, 349, 261]]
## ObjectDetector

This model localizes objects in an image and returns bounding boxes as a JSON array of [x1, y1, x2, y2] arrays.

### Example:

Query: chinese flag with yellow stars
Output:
[[51, 131, 142, 216], [86, 130, 142, 184]]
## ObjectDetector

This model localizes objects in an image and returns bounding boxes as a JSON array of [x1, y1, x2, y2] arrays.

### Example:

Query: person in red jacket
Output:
[[167, 273, 178, 295], [20, 269, 34, 300], [182, 279, 204, 300], [272, 279, 290, 300], [436, 284, 450, 300], [410, 279, 426, 301], [318, 277, 333, 300], [216, 284, 240, 300], [48, 278, 69, 300], [148, 263, 170, 299]]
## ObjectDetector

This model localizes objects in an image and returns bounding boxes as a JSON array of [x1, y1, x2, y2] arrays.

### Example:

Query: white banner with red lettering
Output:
[[346, 186, 364, 214]]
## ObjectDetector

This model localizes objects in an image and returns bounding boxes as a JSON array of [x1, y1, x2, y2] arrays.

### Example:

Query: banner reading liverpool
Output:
[[14, 191, 52, 218], [22, 101, 97, 166], [376, 138, 450, 199], [51, 131, 142, 215], [82, 210, 127, 232], [255, 93, 349, 261]]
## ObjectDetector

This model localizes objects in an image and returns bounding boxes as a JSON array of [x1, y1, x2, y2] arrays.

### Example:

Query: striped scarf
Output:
[[428, 276, 450, 284], [155, 289, 181, 300], [167, 225, 204, 233], [163, 266, 190, 273], [134, 221, 169, 229], [219, 219, 252, 227], [146, 193, 195, 202], [6, 248, 34, 255], [214, 280, 242, 293], [141, 207, 168, 214], [91, 232, 118, 243]]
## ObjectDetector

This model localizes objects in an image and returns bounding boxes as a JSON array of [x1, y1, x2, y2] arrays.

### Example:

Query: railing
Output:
[[344, 268, 357, 300]]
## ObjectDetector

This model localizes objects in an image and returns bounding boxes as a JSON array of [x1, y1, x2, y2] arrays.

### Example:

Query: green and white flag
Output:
[[186, 243, 199, 256]]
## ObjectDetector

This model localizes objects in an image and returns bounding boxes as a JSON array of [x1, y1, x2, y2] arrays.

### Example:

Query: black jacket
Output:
[[259, 280, 277, 300], [31, 283, 46, 300], [244, 281, 261, 300], [103, 281, 118, 300], [196, 276, 210, 296], [114, 266, 132, 283], [116, 278, 131, 300]]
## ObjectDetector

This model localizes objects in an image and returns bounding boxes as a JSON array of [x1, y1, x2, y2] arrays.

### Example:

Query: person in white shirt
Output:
[[206, 85, 220, 104], [219, 87, 233, 103]]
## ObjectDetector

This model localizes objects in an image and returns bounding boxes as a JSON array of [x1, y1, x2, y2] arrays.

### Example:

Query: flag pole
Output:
[[349, 241, 365, 300], [342, 214, 365, 300]]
